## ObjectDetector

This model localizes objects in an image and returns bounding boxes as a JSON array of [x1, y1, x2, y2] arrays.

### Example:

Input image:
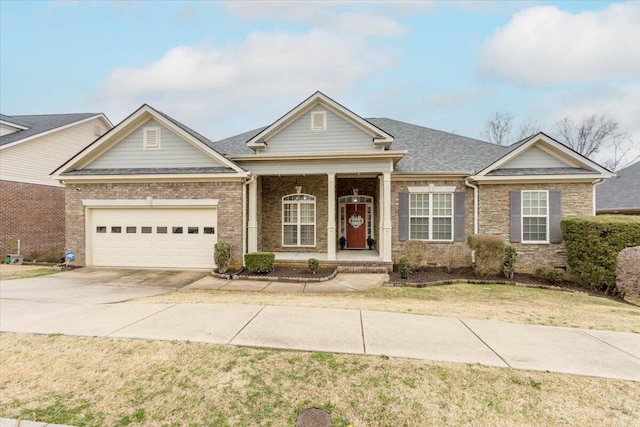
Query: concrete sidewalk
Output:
[[1, 298, 639, 382]]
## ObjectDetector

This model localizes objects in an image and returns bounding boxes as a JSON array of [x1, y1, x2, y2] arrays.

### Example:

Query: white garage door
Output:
[[88, 207, 217, 269]]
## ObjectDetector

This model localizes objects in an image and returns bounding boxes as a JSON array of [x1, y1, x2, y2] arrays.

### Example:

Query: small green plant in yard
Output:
[[214, 241, 232, 273], [244, 252, 275, 274], [503, 245, 517, 279], [398, 256, 412, 279], [534, 267, 565, 284], [308, 258, 319, 274]]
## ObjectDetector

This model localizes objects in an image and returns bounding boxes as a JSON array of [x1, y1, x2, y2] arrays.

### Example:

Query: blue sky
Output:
[[1, 1, 638, 165]]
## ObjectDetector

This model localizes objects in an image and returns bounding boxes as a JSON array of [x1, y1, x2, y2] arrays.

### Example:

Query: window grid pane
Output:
[[522, 191, 548, 241], [282, 194, 315, 246], [409, 193, 453, 241]]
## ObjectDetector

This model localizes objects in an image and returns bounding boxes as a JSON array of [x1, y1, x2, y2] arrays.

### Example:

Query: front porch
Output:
[[273, 250, 392, 272]]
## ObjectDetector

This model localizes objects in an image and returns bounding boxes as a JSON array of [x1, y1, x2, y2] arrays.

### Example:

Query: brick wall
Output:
[[65, 181, 244, 267], [390, 180, 474, 268], [0, 180, 65, 259], [259, 176, 328, 253], [478, 182, 593, 273]]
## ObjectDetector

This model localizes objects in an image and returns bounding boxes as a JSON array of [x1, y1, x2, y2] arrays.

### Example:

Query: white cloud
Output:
[[97, 30, 393, 139], [478, 3, 640, 86]]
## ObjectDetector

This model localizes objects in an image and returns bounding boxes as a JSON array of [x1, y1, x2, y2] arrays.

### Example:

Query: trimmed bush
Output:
[[534, 267, 565, 284], [308, 258, 319, 274], [214, 241, 232, 273], [467, 234, 505, 276], [503, 245, 517, 279], [562, 215, 640, 294], [244, 252, 275, 274], [404, 240, 428, 270], [398, 256, 412, 279]]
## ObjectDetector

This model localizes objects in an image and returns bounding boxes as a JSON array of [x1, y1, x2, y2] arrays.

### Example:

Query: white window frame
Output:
[[143, 127, 161, 150], [521, 190, 549, 244], [282, 194, 316, 247], [311, 111, 327, 131], [409, 193, 454, 241]]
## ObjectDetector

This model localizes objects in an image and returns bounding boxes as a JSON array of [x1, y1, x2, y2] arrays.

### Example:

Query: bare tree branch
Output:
[[516, 117, 541, 140], [554, 113, 624, 158], [481, 111, 514, 145], [603, 137, 640, 171]]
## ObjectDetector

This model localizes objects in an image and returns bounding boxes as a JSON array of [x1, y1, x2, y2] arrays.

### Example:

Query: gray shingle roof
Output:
[[62, 167, 235, 176], [210, 118, 508, 173], [596, 161, 640, 212], [0, 113, 99, 147]]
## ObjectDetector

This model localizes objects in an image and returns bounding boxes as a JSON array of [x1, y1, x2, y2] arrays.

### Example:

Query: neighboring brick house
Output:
[[1, 113, 112, 259], [52, 92, 612, 272], [596, 160, 640, 215]]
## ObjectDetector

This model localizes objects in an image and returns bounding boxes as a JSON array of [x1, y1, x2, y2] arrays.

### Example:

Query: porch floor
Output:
[[274, 250, 382, 262]]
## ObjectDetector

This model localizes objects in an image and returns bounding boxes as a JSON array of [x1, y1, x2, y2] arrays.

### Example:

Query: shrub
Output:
[[214, 241, 232, 273], [244, 252, 275, 274], [503, 245, 517, 279], [467, 234, 505, 276], [534, 267, 565, 284], [398, 256, 412, 279], [562, 215, 640, 294], [308, 258, 319, 274], [446, 245, 464, 273], [404, 240, 428, 270], [616, 246, 640, 298]]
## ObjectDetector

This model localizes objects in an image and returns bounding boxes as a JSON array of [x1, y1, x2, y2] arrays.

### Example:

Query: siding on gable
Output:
[[1, 124, 20, 136], [0, 117, 110, 186], [265, 104, 377, 153], [499, 146, 570, 169], [85, 118, 221, 169]]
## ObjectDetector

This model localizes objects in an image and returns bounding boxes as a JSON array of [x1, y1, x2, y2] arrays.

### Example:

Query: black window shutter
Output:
[[398, 192, 409, 241], [453, 192, 466, 242], [510, 191, 521, 243], [549, 190, 562, 243]]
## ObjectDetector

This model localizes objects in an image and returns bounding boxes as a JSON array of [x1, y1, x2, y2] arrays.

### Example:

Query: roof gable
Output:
[[597, 160, 640, 212], [52, 105, 245, 177], [0, 113, 111, 149], [247, 91, 393, 152], [473, 132, 613, 179]]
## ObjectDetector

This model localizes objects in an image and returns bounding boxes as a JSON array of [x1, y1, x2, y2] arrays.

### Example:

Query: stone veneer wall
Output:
[[0, 180, 65, 259], [478, 182, 593, 273], [259, 175, 328, 253], [390, 180, 474, 268], [65, 181, 244, 267]]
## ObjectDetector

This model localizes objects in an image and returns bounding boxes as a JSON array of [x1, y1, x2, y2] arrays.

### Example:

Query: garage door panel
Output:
[[89, 207, 217, 269]]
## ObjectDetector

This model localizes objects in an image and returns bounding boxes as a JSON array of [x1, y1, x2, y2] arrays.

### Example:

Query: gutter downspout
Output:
[[242, 174, 256, 261], [464, 178, 479, 265], [593, 178, 604, 216]]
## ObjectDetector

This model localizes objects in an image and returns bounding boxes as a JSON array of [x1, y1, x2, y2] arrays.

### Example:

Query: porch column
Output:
[[383, 171, 392, 262], [378, 175, 384, 259], [327, 173, 337, 261], [247, 177, 258, 253]]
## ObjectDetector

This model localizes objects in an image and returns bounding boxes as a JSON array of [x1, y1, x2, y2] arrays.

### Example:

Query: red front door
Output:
[[346, 203, 366, 249]]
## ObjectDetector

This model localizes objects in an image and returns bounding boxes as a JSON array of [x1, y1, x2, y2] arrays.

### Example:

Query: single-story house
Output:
[[1, 112, 112, 259], [596, 160, 640, 215], [52, 92, 612, 272]]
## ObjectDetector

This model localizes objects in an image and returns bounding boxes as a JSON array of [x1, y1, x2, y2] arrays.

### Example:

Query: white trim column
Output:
[[383, 172, 392, 262], [327, 173, 336, 260], [247, 177, 258, 253], [378, 175, 384, 259]]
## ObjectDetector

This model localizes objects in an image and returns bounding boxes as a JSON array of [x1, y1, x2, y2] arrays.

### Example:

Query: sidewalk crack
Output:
[[228, 305, 266, 344], [459, 319, 511, 368], [106, 304, 175, 337]]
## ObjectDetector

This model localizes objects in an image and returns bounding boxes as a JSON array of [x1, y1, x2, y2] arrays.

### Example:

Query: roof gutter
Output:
[[592, 178, 605, 216]]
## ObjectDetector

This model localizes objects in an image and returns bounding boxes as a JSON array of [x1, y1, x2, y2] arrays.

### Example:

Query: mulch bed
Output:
[[388, 267, 549, 287]]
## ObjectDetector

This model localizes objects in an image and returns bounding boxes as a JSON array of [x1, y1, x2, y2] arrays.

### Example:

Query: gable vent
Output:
[[94, 125, 102, 136], [311, 111, 327, 131], [143, 127, 161, 149]]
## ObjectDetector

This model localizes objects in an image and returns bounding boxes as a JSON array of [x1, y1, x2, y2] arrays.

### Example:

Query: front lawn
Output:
[[1, 333, 638, 426], [135, 283, 640, 333]]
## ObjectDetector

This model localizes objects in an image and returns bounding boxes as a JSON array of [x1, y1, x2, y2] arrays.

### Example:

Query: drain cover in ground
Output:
[[295, 407, 332, 427]]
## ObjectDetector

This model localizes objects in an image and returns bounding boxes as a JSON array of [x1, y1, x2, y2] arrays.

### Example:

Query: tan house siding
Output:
[[391, 180, 474, 268], [0, 180, 65, 259], [65, 181, 244, 267], [478, 182, 593, 273], [0, 117, 109, 186], [259, 175, 328, 253]]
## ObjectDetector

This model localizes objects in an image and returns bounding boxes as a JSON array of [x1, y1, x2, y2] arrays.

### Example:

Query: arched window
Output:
[[282, 194, 316, 247]]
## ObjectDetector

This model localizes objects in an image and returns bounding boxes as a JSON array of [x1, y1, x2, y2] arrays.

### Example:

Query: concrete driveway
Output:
[[0, 267, 208, 304]]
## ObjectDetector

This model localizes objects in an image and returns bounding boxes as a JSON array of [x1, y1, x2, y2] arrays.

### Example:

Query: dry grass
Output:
[[0, 266, 56, 281], [134, 284, 640, 333], [1, 333, 638, 427]]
